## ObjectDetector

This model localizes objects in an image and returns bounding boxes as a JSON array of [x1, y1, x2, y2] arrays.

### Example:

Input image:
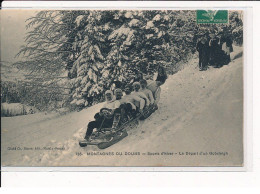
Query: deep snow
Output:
[[1, 46, 243, 167]]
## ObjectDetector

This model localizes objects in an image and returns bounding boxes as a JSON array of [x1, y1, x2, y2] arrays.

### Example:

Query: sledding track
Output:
[[1, 46, 243, 167]]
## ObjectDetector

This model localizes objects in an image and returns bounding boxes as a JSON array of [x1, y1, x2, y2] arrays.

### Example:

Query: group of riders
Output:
[[82, 66, 167, 142]]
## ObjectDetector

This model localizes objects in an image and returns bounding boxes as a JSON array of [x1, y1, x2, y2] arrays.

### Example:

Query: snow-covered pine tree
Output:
[[104, 10, 173, 85], [68, 11, 112, 107], [139, 10, 172, 77], [167, 11, 197, 72], [15, 10, 243, 110], [69, 10, 199, 106], [103, 10, 143, 86]]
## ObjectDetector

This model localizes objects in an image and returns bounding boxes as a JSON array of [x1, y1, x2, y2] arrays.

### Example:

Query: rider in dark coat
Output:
[[83, 90, 120, 140], [224, 33, 233, 64], [196, 35, 210, 71], [156, 65, 168, 84], [209, 33, 223, 67]]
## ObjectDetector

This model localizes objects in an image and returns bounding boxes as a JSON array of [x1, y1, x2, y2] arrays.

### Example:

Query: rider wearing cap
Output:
[[140, 79, 155, 105], [102, 90, 120, 110], [114, 88, 138, 120], [82, 90, 121, 141], [121, 84, 145, 115], [146, 65, 167, 106], [132, 82, 150, 107]]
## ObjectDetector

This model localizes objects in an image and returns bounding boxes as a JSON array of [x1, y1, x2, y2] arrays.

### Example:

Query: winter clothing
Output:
[[147, 81, 159, 94], [147, 81, 161, 105], [196, 40, 210, 70], [220, 34, 233, 65], [84, 114, 113, 139], [84, 93, 121, 139], [131, 91, 150, 106], [102, 100, 121, 110], [121, 94, 145, 110], [141, 88, 155, 105], [209, 37, 220, 66], [119, 97, 136, 111], [222, 35, 233, 65], [118, 102, 137, 120], [156, 66, 167, 84], [156, 73, 167, 84]]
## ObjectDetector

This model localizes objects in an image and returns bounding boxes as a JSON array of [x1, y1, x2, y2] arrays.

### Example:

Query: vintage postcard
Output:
[[1, 9, 244, 167]]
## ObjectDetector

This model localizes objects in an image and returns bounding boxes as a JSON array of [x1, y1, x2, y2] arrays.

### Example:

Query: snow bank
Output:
[[1, 103, 38, 117]]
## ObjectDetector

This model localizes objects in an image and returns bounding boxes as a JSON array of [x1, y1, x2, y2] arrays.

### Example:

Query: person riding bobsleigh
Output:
[[119, 85, 145, 119], [147, 65, 168, 106], [81, 90, 121, 142], [140, 79, 155, 108], [131, 82, 150, 108]]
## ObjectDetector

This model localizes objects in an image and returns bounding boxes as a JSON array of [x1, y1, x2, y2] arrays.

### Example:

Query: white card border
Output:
[[0, 0, 257, 187]]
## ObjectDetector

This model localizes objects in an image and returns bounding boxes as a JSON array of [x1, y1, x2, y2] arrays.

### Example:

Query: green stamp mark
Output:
[[196, 10, 228, 24]]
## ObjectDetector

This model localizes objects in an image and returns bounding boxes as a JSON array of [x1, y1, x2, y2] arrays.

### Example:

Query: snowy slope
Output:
[[1, 46, 243, 167]]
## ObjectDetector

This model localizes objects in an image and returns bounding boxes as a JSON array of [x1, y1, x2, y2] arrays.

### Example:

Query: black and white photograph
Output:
[[1, 9, 244, 167]]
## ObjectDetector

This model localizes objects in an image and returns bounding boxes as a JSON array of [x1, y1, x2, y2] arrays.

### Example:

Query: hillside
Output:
[[1, 46, 243, 167]]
